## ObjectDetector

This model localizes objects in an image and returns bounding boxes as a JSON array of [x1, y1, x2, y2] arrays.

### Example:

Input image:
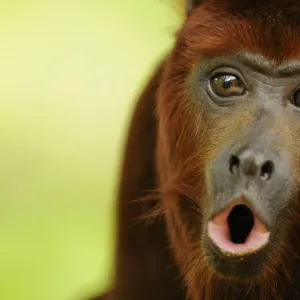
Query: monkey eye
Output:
[[210, 73, 247, 98], [291, 89, 300, 108]]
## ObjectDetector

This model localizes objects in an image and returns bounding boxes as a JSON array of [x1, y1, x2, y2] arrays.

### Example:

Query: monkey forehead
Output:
[[196, 52, 300, 78], [177, 1, 300, 65], [205, 0, 300, 12]]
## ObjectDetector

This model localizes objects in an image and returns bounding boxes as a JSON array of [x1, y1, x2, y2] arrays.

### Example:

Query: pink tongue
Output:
[[207, 208, 270, 255]]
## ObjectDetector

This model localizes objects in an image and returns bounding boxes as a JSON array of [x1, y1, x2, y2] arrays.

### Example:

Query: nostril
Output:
[[229, 155, 240, 174], [261, 160, 274, 181]]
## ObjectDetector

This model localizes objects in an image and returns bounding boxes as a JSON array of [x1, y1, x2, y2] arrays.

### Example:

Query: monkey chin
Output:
[[204, 198, 271, 279]]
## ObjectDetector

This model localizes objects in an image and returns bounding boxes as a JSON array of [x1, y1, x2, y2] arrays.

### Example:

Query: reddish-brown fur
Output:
[[92, 1, 300, 299]]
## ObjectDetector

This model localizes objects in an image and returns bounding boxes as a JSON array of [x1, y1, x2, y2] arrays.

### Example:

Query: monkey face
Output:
[[195, 54, 299, 278], [156, 2, 300, 289]]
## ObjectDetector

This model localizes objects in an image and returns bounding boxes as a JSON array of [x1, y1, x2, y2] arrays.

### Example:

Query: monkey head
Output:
[[156, 0, 300, 297]]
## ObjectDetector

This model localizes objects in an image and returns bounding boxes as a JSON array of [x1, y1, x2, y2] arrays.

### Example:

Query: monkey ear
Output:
[[186, 0, 204, 15]]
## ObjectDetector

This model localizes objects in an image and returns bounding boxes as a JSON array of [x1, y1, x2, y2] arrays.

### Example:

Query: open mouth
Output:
[[207, 200, 270, 255]]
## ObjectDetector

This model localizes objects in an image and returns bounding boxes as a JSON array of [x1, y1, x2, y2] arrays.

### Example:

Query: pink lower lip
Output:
[[207, 203, 270, 255]]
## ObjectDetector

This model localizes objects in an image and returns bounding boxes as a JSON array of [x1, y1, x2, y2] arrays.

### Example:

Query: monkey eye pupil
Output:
[[210, 73, 246, 98], [291, 90, 300, 108], [223, 79, 232, 89]]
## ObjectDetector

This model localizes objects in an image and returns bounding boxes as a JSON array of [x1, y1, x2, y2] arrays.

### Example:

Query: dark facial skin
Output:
[[190, 53, 300, 277]]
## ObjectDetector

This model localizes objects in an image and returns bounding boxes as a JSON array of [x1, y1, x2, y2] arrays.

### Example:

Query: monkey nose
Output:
[[229, 150, 274, 181]]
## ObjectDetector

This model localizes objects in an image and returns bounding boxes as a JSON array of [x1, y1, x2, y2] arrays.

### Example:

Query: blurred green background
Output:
[[0, 1, 183, 300]]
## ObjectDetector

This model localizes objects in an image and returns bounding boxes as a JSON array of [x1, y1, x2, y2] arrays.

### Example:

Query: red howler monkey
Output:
[[91, 0, 300, 299]]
